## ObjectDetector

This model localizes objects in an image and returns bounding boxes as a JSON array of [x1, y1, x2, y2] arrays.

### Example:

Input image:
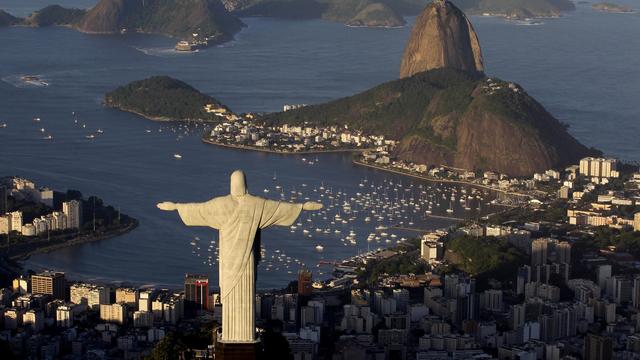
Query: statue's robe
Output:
[[175, 195, 303, 342]]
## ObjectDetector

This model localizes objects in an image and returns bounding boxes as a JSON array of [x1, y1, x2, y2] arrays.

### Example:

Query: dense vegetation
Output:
[[105, 76, 228, 121], [262, 68, 483, 142], [578, 227, 640, 258], [445, 235, 527, 279], [23, 5, 86, 27], [357, 238, 426, 284]]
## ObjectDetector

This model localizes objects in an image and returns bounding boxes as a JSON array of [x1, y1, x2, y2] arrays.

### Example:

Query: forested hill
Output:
[[105, 76, 230, 122], [261, 68, 596, 177]]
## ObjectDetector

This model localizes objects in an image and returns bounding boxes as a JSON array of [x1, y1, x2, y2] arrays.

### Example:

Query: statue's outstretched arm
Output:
[[302, 202, 323, 211], [157, 202, 178, 211]]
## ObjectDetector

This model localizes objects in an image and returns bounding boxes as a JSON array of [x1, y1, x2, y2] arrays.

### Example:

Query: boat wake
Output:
[[132, 46, 197, 57], [509, 19, 545, 26], [2, 74, 51, 88]]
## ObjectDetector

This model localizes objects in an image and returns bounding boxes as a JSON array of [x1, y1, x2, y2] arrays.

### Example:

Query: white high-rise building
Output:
[[0, 215, 10, 234], [9, 211, 22, 234], [56, 305, 74, 328], [579, 157, 618, 178], [70, 283, 110, 310], [51, 212, 67, 231], [23, 309, 44, 332], [100, 303, 127, 325], [597, 265, 612, 290], [133, 311, 154, 328], [63, 200, 82, 229], [532, 239, 549, 266]]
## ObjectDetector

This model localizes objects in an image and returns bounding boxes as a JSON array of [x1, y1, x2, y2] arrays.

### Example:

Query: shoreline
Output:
[[105, 104, 217, 122], [351, 158, 529, 198], [201, 137, 371, 155], [0, 220, 140, 273]]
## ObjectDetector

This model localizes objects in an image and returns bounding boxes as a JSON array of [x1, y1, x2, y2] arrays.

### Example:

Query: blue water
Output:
[[0, 0, 639, 288]]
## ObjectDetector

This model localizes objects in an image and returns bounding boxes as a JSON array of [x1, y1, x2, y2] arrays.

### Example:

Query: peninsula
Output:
[[105, 76, 235, 122], [0, 176, 138, 278]]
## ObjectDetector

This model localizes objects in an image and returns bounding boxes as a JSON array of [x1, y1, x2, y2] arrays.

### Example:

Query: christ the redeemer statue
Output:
[[157, 170, 322, 343]]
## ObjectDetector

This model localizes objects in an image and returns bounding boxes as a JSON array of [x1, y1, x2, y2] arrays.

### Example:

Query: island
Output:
[[104, 76, 236, 122], [0, 176, 138, 282], [0, 0, 245, 48], [592, 2, 634, 13]]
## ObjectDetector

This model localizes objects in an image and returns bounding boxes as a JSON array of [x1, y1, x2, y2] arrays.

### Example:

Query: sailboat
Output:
[[446, 200, 454, 214]]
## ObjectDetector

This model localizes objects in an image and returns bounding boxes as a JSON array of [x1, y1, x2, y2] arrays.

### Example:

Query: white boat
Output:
[[173, 154, 182, 159], [85, 134, 95, 139], [42, 135, 53, 140], [97, 129, 104, 134], [315, 245, 324, 252], [0, 123, 7, 128]]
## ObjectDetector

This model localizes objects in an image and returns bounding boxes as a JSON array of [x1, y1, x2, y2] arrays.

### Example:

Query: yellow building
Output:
[[115, 288, 139, 308], [31, 271, 66, 300], [100, 303, 127, 325]]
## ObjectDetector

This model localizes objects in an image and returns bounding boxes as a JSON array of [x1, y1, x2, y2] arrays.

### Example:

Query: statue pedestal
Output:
[[215, 341, 259, 360]]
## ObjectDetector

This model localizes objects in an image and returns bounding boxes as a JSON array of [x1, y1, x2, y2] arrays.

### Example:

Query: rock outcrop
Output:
[[400, 0, 483, 78]]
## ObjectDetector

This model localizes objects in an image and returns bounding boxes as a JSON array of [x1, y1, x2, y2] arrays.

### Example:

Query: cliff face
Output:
[[393, 81, 592, 176], [77, 0, 245, 40], [400, 0, 483, 78]]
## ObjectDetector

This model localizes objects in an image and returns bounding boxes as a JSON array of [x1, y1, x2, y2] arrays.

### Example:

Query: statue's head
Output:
[[230, 170, 248, 196]]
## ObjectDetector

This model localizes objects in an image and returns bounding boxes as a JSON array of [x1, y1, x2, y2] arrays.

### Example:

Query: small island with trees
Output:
[[104, 76, 233, 122], [592, 2, 634, 13]]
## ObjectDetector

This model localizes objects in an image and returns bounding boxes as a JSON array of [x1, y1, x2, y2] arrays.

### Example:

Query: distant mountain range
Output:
[[0, 0, 245, 43], [224, 0, 576, 25]]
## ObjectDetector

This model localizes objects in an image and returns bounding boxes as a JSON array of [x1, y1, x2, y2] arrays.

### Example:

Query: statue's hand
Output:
[[157, 202, 177, 211], [303, 202, 323, 211]]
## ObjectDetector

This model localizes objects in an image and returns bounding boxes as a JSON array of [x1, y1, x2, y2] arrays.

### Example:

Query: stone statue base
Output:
[[215, 341, 259, 360]]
